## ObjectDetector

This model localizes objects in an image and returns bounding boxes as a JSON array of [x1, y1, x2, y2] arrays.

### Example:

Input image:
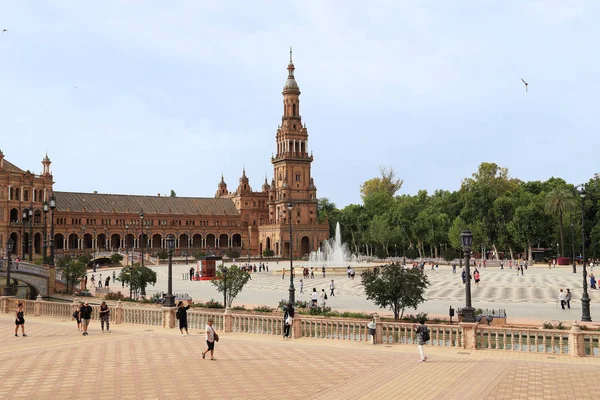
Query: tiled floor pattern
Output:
[[1, 315, 600, 399]]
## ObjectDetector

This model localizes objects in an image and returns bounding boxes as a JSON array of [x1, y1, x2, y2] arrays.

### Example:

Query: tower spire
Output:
[[289, 46, 293, 63]]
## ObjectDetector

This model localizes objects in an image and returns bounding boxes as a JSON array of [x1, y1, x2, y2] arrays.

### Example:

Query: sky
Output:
[[1, 1, 599, 208]]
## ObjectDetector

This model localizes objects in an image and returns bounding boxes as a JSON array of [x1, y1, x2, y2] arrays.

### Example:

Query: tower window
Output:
[[293, 104, 296, 115], [293, 124, 296, 130], [295, 174, 300, 182]]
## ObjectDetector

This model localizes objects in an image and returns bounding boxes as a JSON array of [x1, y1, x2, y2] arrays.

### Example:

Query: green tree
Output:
[[170, 189, 177, 197], [360, 166, 403, 200], [61, 260, 87, 294], [262, 249, 274, 257], [317, 197, 337, 225], [118, 264, 157, 298], [544, 187, 576, 256], [211, 265, 252, 308], [361, 263, 429, 319]]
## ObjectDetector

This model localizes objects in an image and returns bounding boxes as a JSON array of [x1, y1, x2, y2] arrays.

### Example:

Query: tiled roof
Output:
[[54, 191, 239, 216], [2, 159, 25, 173]]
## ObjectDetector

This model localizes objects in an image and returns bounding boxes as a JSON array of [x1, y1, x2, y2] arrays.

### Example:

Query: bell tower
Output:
[[270, 49, 317, 226]]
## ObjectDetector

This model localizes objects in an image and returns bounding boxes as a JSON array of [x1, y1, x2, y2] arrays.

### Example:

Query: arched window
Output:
[[292, 104, 296, 115]]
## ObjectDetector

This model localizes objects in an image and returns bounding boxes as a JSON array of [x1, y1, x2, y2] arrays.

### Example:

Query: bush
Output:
[[263, 249, 274, 257], [295, 300, 309, 309], [401, 312, 429, 323], [253, 305, 274, 313], [110, 253, 124, 264], [226, 248, 241, 259], [204, 299, 224, 309], [105, 291, 126, 301], [232, 305, 246, 311], [75, 290, 92, 297], [193, 250, 206, 260], [157, 250, 168, 260]]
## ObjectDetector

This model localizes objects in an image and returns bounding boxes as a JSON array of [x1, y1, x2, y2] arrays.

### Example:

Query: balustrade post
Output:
[[115, 301, 124, 324], [223, 307, 233, 333], [162, 305, 177, 329], [47, 265, 56, 295], [34, 294, 43, 317], [373, 313, 383, 344], [568, 324, 586, 357], [292, 313, 301, 339], [0, 296, 12, 314], [460, 322, 479, 350]]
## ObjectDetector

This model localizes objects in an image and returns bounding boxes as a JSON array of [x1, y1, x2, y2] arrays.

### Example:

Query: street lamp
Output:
[[43, 201, 49, 263], [104, 227, 108, 251], [460, 229, 476, 323], [49, 194, 56, 266], [287, 203, 295, 305], [3, 238, 15, 296], [21, 209, 27, 258], [28, 206, 33, 261], [93, 228, 96, 262], [165, 233, 176, 307], [71, 225, 76, 257], [394, 244, 397, 258], [579, 187, 592, 322], [140, 210, 145, 268], [125, 224, 130, 266], [571, 221, 576, 273], [221, 266, 228, 308], [81, 225, 86, 257]]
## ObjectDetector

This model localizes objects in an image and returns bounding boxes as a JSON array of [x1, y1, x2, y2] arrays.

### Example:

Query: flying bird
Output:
[[1, 29, 7, 33], [521, 78, 528, 92]]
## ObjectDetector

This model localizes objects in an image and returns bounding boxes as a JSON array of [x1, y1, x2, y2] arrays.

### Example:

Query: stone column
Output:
[[460, 322, 479, 350], [163, 306, 177, 329], [223, 307, 232, 333], [1, 296, 16, 314], [115, 300, 124, 324], [34, 294, 42, 316], [569, 324, 586, 357], [292, 313, 302, 339], [48, 265, 56, 295], [374, 313, 383, 344]]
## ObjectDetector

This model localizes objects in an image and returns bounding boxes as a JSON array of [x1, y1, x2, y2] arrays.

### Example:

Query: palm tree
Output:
[[544, 188, 576, 256]]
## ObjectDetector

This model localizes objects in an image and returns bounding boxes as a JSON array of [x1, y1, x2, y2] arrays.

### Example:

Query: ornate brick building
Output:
[[0, 54, 329, 260]]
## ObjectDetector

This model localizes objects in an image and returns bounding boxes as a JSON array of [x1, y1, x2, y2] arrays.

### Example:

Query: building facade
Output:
[[0, 54, 329, 260]]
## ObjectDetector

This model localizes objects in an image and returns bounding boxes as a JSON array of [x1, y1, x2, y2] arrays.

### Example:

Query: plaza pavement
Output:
[[89, 262, 600, 324], [2, 314, 600, 399]]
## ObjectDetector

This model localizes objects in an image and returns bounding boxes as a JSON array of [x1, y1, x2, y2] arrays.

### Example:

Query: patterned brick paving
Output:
[[1, 315, 600, 399]]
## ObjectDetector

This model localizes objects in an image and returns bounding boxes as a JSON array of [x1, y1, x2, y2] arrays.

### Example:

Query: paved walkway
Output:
[[2, 314, 600, 399]]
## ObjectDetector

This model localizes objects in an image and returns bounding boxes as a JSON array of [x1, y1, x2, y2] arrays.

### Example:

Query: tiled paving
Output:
[[1, 315, 600, 399]]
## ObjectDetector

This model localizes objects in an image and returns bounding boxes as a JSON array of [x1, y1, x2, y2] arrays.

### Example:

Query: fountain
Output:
[[309, 222, 357, 266]]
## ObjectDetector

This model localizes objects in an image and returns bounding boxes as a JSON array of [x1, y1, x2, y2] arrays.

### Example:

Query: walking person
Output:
[[329, 280, 335, 297], [14, 303, 27, 337], [112, 270, 116, 283], [558, 288, 566, 310], [474, 271, 480, 286], [310, 288, 318, 308], [322, 265, 326, 278], [201, 319, 218, 361], [299, 279, 304, 294], [105, 276, 110, 288], [320, 288, 328, 307], [80, 301, 93, 336], [283, 302, 294, 339], [73, 301, 83, 331], [177, 301, 191, 335], [310, 267, 314, 279], [282, 269, 285, 279], [189, 267, 194, 281], [99, 301, 110, 332], [414, 319, 429, 362], [565, 289, 572, 309]]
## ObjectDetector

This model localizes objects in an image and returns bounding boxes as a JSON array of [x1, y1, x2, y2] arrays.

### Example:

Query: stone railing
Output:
[[301, 318, 370, 341], [475, 326, 570, 354], [381, 321, 463, 348], [123, 307, 163, 326], [2, 297, 599, 358], [6, 262, 49, 277]]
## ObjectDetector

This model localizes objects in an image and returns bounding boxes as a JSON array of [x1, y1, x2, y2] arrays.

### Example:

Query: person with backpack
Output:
[[414, 319, 429, 362], [176, 301, 190, 335], [99, 301, 111, 332], [283, 302, 294, 339], [79, 301, 93, 336]]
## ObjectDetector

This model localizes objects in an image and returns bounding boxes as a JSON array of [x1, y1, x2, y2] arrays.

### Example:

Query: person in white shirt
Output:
[[319, 289, 327, 307], [310, 288, 318, 307], [202, 319, 218, 361], [329, 280, 335, 297], [558, 289, 566, 310]]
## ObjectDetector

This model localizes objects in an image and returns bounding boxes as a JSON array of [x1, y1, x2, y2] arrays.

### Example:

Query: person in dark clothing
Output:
[[177, 301, 191, 335], [283, 303, 294, 338], [99, 301, 110, 332], [79, 301, 93, 336], [15, 303, 26, 337], [189, 267, 195, 281], [105, 276, 110, 288]]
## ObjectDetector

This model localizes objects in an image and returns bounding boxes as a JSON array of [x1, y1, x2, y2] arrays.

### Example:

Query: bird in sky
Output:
[[521, 78, 528, 92], [1, 29, 7, 33]]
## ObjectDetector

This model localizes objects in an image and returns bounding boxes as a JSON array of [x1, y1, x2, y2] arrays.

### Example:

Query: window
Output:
[[24, 190, 29, 201], [292, 104, 296, 115], [296, 174, 300, 182]]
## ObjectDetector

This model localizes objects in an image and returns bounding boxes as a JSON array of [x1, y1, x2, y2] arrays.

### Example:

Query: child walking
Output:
[[15, 303, 27, 337]]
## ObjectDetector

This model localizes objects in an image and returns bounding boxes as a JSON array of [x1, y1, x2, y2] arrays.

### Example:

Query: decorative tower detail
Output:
[[215, 174, 228, 198], [42, 152, 51, 176]]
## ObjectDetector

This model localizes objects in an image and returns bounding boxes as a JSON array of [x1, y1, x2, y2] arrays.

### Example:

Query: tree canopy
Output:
[[211, 265, 252, 308]]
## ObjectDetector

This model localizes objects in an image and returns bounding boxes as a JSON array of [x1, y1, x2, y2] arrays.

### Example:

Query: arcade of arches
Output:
[[0, 54, 329, 260]]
